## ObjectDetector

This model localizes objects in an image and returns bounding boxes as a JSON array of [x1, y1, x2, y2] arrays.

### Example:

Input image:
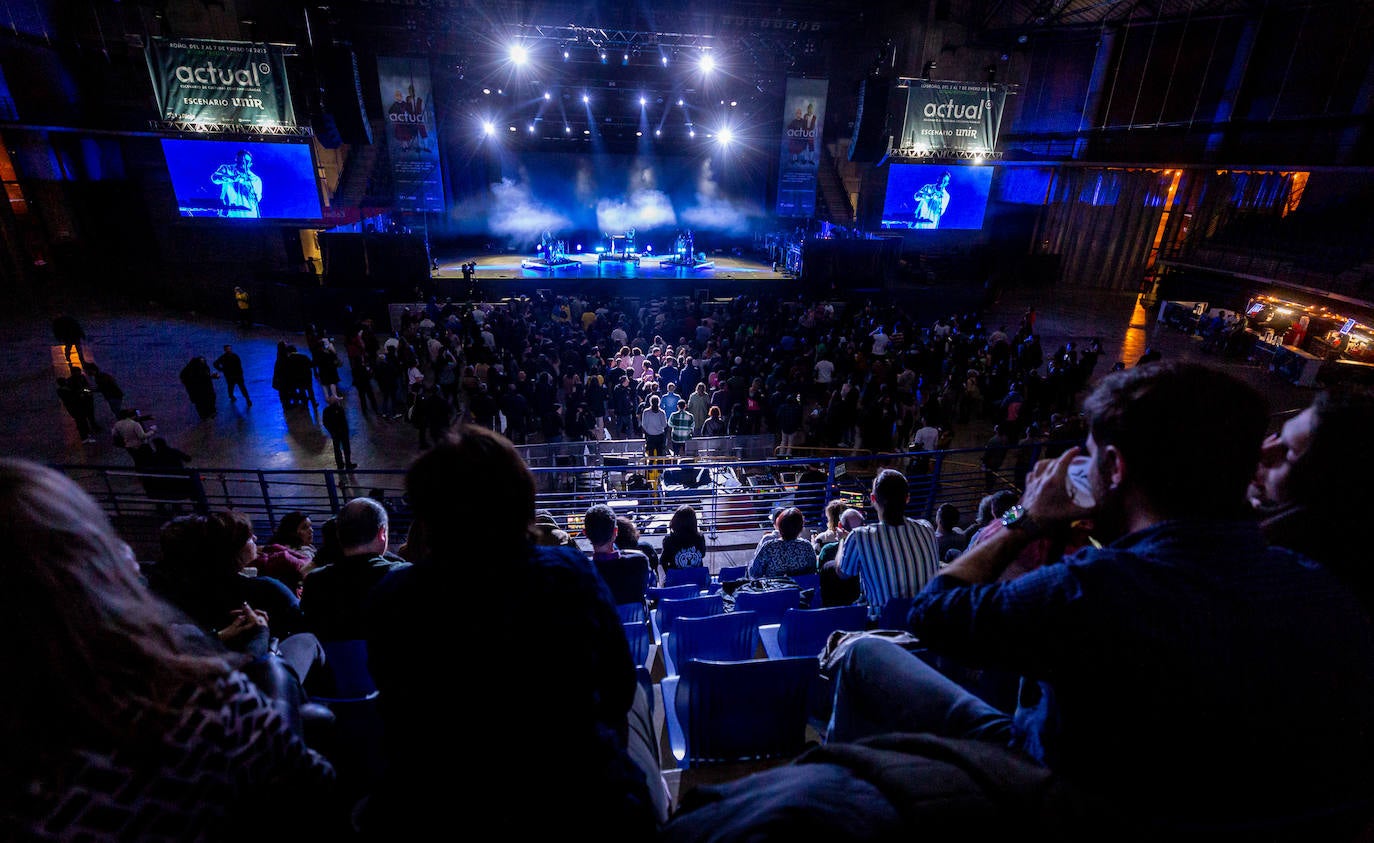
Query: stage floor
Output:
[[432, 251, 787, 282]]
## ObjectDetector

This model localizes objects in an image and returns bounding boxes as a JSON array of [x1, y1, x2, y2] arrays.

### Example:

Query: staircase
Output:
[[332, 120, 386, 208], [816, 146, 854, 225]]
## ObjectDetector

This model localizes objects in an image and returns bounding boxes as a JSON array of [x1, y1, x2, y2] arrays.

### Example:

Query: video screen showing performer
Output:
[[210, 149, 263, 218], [880, 164, 994, 231]]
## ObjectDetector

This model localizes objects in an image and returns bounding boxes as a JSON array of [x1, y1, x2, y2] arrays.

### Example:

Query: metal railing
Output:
[[56, 441, 1065, 559]]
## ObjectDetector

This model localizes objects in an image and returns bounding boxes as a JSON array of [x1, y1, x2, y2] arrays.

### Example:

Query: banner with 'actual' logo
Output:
[[376, 56, 445, 212], [145, 38, 295, 128], [898, 81, 1007, 156]]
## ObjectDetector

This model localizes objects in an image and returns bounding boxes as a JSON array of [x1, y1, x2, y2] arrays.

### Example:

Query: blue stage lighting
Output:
[[509, 44, 529, 66], [481, 121, 496, 136], [717, 127, 734, 144], [700, 52, 716, 73]]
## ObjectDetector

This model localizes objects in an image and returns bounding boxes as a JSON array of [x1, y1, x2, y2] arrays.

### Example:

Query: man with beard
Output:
[[825, 363, 1374, 838]]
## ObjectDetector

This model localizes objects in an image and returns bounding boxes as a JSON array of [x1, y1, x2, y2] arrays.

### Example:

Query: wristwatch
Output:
[[1000, 504, 1040, 536]]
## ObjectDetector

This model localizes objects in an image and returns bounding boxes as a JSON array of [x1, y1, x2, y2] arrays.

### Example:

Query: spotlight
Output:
[[563, 49, 570, 60], [662, 55, 669, 66], [700, 52, 715, 73], [677, 98, 685, 107], [717, 127, 734, 144], [623, 53, 629, 64], [635, 131, 643, 136], [481, 121, 495, 136], [729, 101, 737, 107], [543, 91, 551, 101], [564, 125, 571, 133], [528, 124, 535, 133], [583, 129, 590, 135], [639, 96, 647, 106], [600, 51, 608, 62], [509, 44, 528, 66], [654, 128, 661, 136], [689, 129, 696, 138], [582, 93, 590, 104], [508, 125, 516, 132], [482, 88, 491, 95]]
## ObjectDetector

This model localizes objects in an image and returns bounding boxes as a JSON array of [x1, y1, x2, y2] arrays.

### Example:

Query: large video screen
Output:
[[161, 139, 323, 220], [880, 164, 994, 230], [453, 151, 769, 247]]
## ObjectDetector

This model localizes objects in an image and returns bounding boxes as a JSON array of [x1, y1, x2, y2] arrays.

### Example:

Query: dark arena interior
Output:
[[5, 0, 1374, 839]]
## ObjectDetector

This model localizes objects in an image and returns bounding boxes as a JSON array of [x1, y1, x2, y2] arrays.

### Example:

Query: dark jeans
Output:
[[331, 436, 353, 469], [226, 377, 250, 403], [644, 432, 667, 456], [827, 636, 1014, 746]]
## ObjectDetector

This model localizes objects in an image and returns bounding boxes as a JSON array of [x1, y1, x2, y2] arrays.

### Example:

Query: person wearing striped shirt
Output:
[[835, 468, 941, 619], [668, 404, 694, 455]]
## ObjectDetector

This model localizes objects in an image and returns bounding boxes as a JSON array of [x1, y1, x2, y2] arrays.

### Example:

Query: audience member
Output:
[[0, 459, 335, 839], [659, 504, 707, 582], [834, 469, 941, 618], [300, 497, 409, 642], [829, 363, 1374, 837], [364, 427, 665, 838], [585, 503, 653, 606], [749, 506, 819, 578]]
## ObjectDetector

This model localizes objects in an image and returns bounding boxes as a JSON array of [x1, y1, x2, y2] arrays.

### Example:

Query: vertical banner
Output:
[[376, 56, 444, 212], [145, 38, 295, 128], [775, 77, 827, 218], [898, 81, 1007, 155]]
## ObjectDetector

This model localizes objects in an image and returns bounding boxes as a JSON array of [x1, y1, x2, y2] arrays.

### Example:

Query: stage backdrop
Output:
[[897, 81, 1007, 156], [774, 77, 827, 218], [145, 38, 295, 128], [375, 56, 444, 212]]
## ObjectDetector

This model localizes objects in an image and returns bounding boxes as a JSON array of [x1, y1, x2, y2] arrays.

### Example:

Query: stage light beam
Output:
[[700, 52, 716, 73], [717, 127, 734, 145], [509, 44, 529, 66], [481, 120, 496, 136]]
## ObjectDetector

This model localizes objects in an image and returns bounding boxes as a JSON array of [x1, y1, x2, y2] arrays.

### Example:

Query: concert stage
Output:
[[432, 251, 785, 283]]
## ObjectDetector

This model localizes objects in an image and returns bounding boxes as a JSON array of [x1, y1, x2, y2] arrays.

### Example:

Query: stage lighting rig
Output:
[[509, 44, 529, 66]]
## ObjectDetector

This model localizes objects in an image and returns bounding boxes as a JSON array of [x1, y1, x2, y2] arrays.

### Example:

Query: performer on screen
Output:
[[912, 171, 951, 229], [211, 149, 262, 218]]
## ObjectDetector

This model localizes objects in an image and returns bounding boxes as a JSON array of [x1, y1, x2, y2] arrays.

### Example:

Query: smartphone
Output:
[[1066, 456, 1096, 508]]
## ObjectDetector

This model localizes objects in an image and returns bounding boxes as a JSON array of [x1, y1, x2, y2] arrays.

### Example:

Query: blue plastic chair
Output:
[[662, 610, 760, 677], [733, 587, 802, 626], [791, 572, 821, 593], [662, 656, 817, 768], [761, 605, 871, 659], [617, 601, 647, 624], [875, 596, 915, 630], [663, 566, 710, 590], [716, 565, 748, 584], [320, 638, 377, 698], [623, 620, 652, 669], [646, 584, 700, 606], [652, 593, 725, 644]]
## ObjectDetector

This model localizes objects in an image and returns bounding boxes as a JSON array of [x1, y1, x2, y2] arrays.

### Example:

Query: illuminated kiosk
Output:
[[597, 229, 641, 264], [657, 230, 714, 270], [521, 230, 578, 271]]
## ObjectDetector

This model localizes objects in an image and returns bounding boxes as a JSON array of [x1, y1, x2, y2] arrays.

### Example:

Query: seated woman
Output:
[[658, 504, 707, 585], [748, 507, 818, 578], [0, 459, 335, 838], [256, 512, 317, 596]]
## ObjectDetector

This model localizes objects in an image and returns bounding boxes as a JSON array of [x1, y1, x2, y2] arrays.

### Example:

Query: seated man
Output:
[[1251, 387, 1374, 610], [364, 427, 665, 838], [585, 504, 653, 606], [834, 469, 941, 619], [299, 497, 408, 642], [828, 363, 1374, 837]]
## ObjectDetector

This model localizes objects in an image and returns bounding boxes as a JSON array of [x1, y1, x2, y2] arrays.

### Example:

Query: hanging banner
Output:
[[145, 38, 295, 129], [896, 81, 1007, 157], [376, 56, 444, 212], [774, 77, 827, 218]]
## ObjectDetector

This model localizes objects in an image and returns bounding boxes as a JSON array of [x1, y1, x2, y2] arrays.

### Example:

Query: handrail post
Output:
[[824, 457, 838, 516], [100, 469, 122, 519], [324, 470, 341, 513], [190, 471, 210, 515], [258, 470, 276, 528]]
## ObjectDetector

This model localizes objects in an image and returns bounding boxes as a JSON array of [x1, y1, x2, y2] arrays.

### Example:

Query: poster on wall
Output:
[[897, 81, 1007, 156], [774, 77, 827, 218], [376, 56, 444, 212], [145, 38, 295, 128]]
